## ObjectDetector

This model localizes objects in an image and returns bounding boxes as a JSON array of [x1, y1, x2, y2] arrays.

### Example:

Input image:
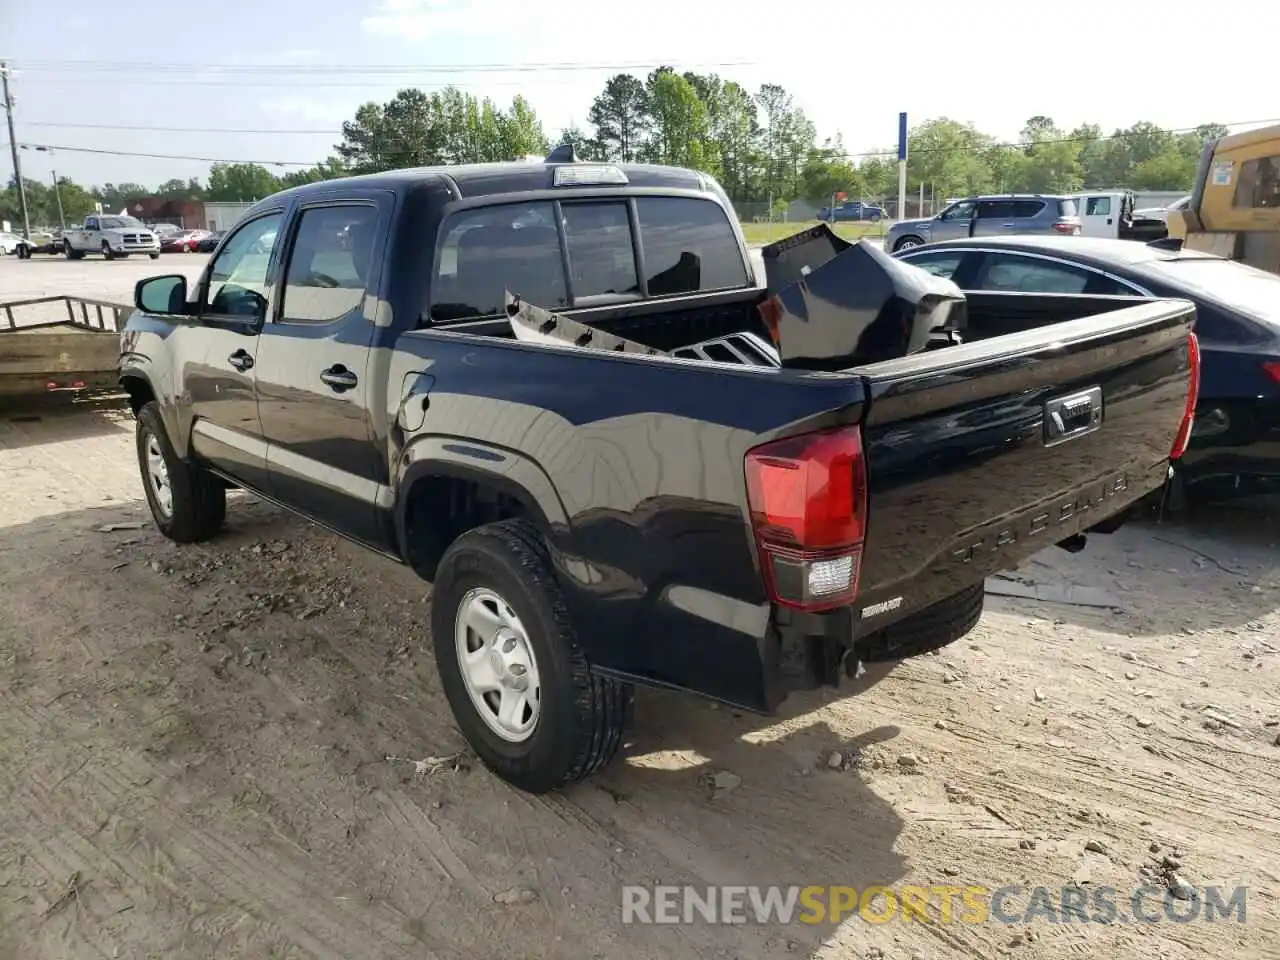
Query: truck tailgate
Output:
[[850, 298, 1195, 629]]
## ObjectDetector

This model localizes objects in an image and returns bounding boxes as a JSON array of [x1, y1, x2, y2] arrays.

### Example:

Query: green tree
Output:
[[92, 182, 150, 212], [644, 71, 715, 172], [157, 177, 205, 199], [206, 163, 281, 202], [279, 158, 349, 189], [755, 84, 814, 203], [498, 95, 550, 160], [1013, 116, 1083, 193], [799, 138, 862, 206], [52, 176, 97, 223], [587, 74, 650, 161], [907, 118, 997, 197], [334, 87, 551, 173]]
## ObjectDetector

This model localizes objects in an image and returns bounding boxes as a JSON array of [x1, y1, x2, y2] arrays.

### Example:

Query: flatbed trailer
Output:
[[0, 296, 128, 398]]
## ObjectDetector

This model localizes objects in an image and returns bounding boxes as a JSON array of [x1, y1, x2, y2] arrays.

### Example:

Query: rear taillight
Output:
[[744, 425, 868, 611], [1170, 333, 1201, 459], [1263, 360, 1280, 385], [1052, 221, 1080, 235]]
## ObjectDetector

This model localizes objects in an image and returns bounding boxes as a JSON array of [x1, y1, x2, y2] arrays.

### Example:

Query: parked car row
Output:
[[883, 190, 1171, 253], [2, 223, 226, 259]]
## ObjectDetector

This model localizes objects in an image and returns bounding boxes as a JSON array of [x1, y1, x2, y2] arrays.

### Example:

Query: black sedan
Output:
[[895, 235, 1280, 502], [196, 230, 224, 253]]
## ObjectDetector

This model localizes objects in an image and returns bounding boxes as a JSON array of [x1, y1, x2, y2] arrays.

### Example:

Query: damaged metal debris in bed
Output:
[[506, 225, 967, 368]]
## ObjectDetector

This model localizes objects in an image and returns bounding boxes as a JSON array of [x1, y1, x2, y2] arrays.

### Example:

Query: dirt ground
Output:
[[0, 400, 1277, 960]]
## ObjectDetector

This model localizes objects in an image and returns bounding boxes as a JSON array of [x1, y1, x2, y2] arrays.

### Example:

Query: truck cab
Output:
[[1176, 124, 1280, 274], [1077, 190, 1168, 242], [64, 215, 160, 260]]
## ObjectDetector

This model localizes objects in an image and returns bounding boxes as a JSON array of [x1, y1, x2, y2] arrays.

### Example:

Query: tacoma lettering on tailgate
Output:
[[950, 475, 1130, 565]]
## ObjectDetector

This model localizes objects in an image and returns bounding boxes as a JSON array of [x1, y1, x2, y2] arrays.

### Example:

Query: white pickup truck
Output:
[[62, 215, 161, 260]]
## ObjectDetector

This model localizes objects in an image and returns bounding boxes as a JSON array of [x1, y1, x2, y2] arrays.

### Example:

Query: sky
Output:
[[2, 0, 1278, 190]]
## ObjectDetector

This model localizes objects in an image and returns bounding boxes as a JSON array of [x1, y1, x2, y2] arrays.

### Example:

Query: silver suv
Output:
[[885, 195, 1081, 252]]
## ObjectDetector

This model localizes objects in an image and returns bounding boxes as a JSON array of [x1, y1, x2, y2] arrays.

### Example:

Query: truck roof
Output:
[[275, 160, 714, 203]]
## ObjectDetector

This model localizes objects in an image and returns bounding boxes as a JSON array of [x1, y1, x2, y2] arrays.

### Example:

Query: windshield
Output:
[[100, 216, 144, 229], [1143, 255, 1280, 327]]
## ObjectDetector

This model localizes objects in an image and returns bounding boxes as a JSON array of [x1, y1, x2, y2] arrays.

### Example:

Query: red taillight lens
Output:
[[744, 425, 868, 611], [1052, 222, 1080, 235], [1263, 361, 1280, 385], [1170, 332, 1201, 459]]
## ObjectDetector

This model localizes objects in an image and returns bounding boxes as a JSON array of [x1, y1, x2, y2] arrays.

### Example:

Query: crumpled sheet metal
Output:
[[759, 226, 968, 370]]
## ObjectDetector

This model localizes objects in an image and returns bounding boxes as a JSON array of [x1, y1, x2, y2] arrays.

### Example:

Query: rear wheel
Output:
[[135, 401, 226, 543], [149, 253, 160, 260], [893, 235, 925, 252], [431, 518, 632, 793], [858, 583, 985, 662]]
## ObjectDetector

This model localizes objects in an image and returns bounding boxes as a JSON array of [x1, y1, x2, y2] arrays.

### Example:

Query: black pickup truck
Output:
[[119, 152, 1199, 792]]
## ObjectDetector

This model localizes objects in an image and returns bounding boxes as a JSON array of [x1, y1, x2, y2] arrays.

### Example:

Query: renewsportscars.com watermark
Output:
[[621, 884, 1248, 926]]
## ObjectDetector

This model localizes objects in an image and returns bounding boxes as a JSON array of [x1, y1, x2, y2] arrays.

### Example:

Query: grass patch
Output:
[[739, 220, 887, 246]]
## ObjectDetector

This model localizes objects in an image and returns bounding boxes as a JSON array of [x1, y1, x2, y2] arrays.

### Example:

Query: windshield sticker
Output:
[[1211, 160, 1234, 186]]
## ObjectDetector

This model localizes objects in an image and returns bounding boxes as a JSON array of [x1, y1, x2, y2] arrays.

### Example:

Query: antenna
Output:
[[544, 143, 580, 164]]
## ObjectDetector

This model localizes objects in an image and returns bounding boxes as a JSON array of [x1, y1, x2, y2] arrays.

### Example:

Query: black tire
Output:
[[858, 583, 985, 662], [135, 401, 226, 543], [431, 518, 632, 793], [101, 241, 114, 261], [893, 235, 925, 252], [63, 240, 74, 259], [149, 253, 160, 260]]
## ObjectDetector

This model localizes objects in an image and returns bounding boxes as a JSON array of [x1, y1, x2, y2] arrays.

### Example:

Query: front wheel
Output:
[[431, 518, 633, 793], [149, 253, 160, 260], [893, 235, 925, 252], [101, 241, 114, 261], [135, 401, 226, 543]]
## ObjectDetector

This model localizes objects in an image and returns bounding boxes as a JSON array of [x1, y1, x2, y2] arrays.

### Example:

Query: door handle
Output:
[[320, 365, 358, 392], [228, 350, 254, 372]]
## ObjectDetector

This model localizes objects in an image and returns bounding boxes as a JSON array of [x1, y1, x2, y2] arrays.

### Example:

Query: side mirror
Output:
[[135, 274, 188, 314]]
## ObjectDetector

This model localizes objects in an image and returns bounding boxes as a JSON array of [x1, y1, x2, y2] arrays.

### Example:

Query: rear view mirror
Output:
[[136, 275, 188, 314]]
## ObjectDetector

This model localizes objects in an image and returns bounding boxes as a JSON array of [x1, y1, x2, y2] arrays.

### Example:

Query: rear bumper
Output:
[[760, 460, 1165, 709]]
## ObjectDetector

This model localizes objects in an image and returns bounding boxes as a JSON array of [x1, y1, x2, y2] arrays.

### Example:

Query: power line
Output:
[[24, 121, 340, 134], [14, 142, 317, 167], [14, 116, 1278, 169]]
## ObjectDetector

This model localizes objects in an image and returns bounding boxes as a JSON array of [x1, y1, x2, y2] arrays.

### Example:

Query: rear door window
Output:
[[561, 202, 639, 299], [899, 250, 966, 279], [635, 197, 749, 295], [972, 252, 1133, 295], [280, 204, 379, 324], [938, 201, 976, 222], [431, 202, 568, 322], [1012, 200, 1046, 219]]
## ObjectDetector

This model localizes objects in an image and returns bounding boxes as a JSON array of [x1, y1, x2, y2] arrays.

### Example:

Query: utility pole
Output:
[[896, 112, 908, 224], [1, 62, 31, 239], [51, 169, 65, 230]]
